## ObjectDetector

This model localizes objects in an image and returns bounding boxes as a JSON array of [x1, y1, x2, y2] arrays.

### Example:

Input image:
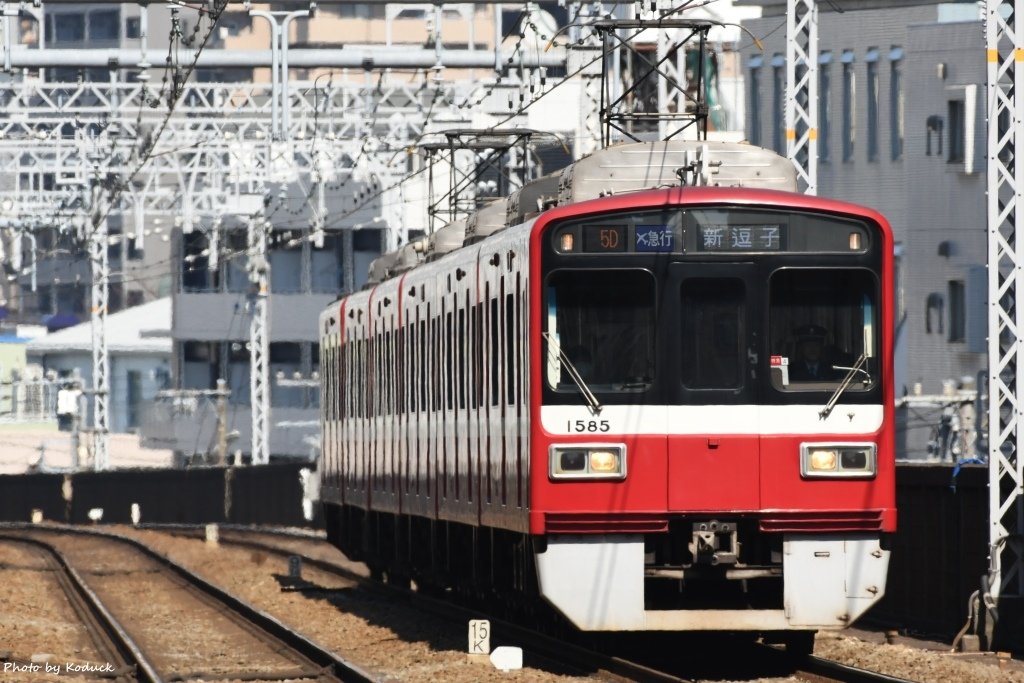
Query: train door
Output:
[[666, 263, 761, 511]]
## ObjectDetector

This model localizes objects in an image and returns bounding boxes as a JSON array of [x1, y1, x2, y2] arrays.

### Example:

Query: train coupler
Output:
[[689, 520, 739, 566]]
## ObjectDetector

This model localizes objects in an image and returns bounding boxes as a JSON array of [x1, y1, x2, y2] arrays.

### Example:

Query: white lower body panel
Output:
[[534, 534, 890, 631]]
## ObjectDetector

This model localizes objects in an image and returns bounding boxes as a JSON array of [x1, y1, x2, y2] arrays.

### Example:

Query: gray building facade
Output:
[[741, 1, 987, 404], [140, 193, 386, 463]]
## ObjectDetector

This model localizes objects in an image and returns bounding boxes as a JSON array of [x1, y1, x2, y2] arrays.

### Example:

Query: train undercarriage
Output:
[[323, 502, 890, 645]]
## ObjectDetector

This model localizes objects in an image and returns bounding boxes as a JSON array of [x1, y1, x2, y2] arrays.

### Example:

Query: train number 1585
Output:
[[568, 420, 611, 433]]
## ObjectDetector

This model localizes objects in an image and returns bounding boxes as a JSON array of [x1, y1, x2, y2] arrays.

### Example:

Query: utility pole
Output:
[[786, 0, 818, 195], [985, 0, 1024, 648], [215, 378, 229, 466], [247, 217, 271, 466], [86, 173, 111, 471]]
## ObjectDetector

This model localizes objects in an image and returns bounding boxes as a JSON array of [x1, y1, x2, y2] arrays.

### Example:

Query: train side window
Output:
[[342, 339, 350, 419], [369, 334, 377, 418], [473, 302, 484, 408], [446, 309, 454, 411], [506, 291, 515, 405], [490, 296, 500, 406], [419, 317, 427, 410], [409, 320, 417, 412], [343, 336, 350, 419], [321, 344, 329, 420], [681, 278, 745, 390], [515, 272, 523, 406], [396, 326, 405, 414], [353, 338, 360, 418], [458, 302, 467, 410], [430, 315, 438, 411], [386, 327, 392, 414]]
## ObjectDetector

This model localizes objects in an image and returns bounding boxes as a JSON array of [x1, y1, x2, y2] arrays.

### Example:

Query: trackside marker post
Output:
[[468, 619, 490, 662]]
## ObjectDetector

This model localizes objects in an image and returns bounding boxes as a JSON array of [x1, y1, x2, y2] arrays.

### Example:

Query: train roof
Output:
[[365, 140, 810, 283]]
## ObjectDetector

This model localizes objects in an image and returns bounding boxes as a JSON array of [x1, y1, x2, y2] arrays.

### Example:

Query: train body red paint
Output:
[[319, 142, 895, 638]]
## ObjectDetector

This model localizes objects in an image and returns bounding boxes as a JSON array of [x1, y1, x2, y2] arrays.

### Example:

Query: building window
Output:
[[126, 290, 145, 307], [127, 370, 142, 429], [271, 342, 304, 408], [270, 239, 302, 294], [182, 231, 217, 292], [819, 53, 832, 163], [127, 235, 144, 261], [125, 17, 141, 39], [183, 341, 221, 391], [218, 13, 252, 37], [926, 115, 944, 156], [890, 47, 904, 160], [948, 280, 965, 342], [842, 51, 856, 162], [748, 60, 762, 146], [948, 99, 965, 163], [866, 48, 879, 162], [312, 233, 345, 293], [50, 13, 85, 42], [772, 54, 785, 155], [925, 293, 944, 335], [88, 9, 120, 41]]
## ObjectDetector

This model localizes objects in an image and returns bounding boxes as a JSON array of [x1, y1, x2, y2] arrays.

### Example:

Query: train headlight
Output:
[[800, 443, 877, 479], [550, 444, 626, 480]]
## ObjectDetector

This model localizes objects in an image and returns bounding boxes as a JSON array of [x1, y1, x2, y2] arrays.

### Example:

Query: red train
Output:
[[319, 141, 894, 649]]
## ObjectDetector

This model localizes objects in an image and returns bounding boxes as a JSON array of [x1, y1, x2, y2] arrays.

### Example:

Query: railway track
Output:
[[138, 523, 918, 683], [0, 535, 139, 682], [0, 526, 376, 683]]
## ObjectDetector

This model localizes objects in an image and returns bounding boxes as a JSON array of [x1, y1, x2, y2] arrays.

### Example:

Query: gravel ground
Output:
[[3, 525, 1022, 682], [0, 539, 115, 683], [814, 628, 1024, 683]]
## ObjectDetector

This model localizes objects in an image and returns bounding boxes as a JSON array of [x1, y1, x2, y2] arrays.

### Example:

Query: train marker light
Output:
[[800, 443, 877, 478], [560, 233, 575, 252], [550, 444, 626, 479], [849, 232, 862, 250]]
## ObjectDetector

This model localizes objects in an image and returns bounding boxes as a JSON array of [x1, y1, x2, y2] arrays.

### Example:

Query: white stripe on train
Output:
[[540, 404, 884, 435]]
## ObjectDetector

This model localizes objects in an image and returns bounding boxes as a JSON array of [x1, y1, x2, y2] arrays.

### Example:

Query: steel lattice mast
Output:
[[785, 0, 818, 195], [985, 0, 1024, 629]]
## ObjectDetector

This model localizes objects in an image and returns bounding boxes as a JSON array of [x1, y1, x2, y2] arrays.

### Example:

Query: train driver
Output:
[[788, 324, 842, 382]]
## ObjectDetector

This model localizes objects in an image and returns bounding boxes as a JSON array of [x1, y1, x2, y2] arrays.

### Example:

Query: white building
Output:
[[27, 298, 171, 433]]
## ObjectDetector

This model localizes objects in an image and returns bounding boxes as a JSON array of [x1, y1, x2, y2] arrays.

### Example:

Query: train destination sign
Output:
[[698, 223, 784, 251], [635, 224, 674, 252], [583, 225, 628, 252]]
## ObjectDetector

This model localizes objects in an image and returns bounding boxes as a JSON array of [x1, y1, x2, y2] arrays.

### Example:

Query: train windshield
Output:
[[768, 268, 879, 392], [545, 269, 656, 392]]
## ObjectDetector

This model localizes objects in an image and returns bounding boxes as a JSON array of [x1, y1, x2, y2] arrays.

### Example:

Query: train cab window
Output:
[[769, 269, 878, 392], [681, 278, 745, 390], [545, 269, 656, 392]]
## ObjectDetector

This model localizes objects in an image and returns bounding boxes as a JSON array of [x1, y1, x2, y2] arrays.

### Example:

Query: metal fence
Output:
[[0, 379, 58, 423]]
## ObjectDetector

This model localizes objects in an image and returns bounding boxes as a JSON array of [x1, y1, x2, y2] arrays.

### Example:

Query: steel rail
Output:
[[4, 525, 377, 683], [798, 655, 919, 683], [159, 525, 927, 683], [0, 533, 162, 683], [750, 642, 919, 683], [152, 524, 695, 683]]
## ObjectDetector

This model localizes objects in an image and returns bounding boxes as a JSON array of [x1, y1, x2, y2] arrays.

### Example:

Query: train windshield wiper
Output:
[[543, 332, 603, 415], [819, 352, 869, 420]]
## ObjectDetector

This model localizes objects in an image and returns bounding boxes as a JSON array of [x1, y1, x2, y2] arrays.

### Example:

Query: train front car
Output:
[[530, 186, 895, 641]]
